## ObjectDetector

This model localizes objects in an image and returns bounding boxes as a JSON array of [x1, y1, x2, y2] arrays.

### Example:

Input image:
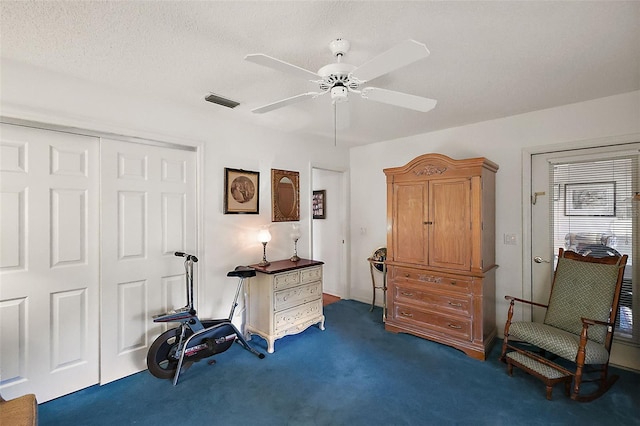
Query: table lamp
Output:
[[257, 227, 272, 266], [290, 224, 301, 262]]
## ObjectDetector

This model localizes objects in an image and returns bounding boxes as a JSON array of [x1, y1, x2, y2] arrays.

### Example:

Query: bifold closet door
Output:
[[99, 138, 196, 384], [0, 123, 100, 402]]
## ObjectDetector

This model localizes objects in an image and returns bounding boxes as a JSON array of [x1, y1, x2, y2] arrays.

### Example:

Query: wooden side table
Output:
[[246, 259, 325, 353], [367, 247, 387, 321]]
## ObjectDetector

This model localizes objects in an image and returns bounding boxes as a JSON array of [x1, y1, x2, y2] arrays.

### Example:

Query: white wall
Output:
[[349, 90, 640, 330], [0, 58, 350, 318]]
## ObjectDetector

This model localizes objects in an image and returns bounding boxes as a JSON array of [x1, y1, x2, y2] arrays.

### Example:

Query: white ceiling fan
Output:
[[244, 39, 437, 121]]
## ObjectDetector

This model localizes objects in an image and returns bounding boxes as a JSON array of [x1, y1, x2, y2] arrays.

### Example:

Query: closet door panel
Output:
[[0, 123, 99, 402]]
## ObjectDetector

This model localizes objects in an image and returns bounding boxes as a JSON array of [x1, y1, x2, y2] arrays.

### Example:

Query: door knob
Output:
[[533, 256, 550, 264]]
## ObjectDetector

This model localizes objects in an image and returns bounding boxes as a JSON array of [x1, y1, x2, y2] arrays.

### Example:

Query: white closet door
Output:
[[0, 123, 100, 402], [100, 138, 196, 384]]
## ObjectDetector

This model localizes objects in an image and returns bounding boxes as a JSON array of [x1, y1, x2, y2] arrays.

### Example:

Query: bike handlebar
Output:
[[175, 251, 198, 262]]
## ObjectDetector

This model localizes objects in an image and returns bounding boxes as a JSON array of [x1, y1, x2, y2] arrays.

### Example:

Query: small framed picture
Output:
[[313, 190, 326, 219], [564, 181, 616, 217], [224, 168, 259, 214]]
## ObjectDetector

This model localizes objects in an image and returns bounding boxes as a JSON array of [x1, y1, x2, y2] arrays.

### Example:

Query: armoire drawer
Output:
[[392, 267, 471, 293], [393, 284, 471, 317], [392, 302, 472, 341], [274, 281, 322, 311]]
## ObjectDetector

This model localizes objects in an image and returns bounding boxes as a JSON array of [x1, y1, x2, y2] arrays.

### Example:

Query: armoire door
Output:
[[0, 123, 100, 402], [99, 138, 197, 384], [428, 178, 472, 271], [391, 182, 428, 264]]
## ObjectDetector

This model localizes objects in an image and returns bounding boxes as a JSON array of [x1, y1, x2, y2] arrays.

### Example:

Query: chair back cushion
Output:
[[543, 256, 621, 343]]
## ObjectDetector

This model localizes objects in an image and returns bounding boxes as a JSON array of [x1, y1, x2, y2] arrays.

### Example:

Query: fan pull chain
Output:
[[334, 103, 337, 147]]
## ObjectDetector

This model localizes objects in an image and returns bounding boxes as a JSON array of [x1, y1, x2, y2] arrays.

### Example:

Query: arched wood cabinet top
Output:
[[383, 153, 499, 181]]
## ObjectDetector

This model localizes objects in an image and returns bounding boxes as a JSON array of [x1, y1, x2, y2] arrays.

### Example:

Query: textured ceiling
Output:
[[1, 1, 639, 147]]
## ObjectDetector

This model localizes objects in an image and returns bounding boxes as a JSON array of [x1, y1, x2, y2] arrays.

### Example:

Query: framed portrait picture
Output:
[[564, 181, 616, 217], [224, 168, 259, 214], [313, 190, 326, 219]]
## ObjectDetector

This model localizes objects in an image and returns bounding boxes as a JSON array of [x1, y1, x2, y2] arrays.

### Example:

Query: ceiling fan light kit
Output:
[[244, 38, 438, 119]]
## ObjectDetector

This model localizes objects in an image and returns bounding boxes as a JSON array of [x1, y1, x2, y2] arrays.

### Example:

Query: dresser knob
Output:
[[448, 302, 462, 307], [448, 324, 462, 329], [400, 291, 414, 297], [405, 273, 410, 278]]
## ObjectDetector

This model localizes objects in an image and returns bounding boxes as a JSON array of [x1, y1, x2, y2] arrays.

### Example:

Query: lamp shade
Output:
[[258, 228, 272, 243], [290, 223, 301, 240]]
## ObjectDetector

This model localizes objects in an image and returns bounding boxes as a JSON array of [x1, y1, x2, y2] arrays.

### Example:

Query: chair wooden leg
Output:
[[545, 385, 553, 400]]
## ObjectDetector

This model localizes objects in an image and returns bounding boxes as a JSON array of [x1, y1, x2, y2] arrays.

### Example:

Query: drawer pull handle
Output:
[[448, 324, 462, 329], [400, 291, 414, 297], [400, 312, 414, 318], [405, 273, 410, 278], [448, 302, 462, 307], [450, 281, 456, 286]]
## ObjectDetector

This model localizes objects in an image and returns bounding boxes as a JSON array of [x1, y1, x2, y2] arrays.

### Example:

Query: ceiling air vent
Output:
[[204, 93, 240, 109]]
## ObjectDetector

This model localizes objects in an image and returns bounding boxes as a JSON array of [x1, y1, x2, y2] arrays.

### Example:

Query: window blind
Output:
[[550, 155, 638, 344]]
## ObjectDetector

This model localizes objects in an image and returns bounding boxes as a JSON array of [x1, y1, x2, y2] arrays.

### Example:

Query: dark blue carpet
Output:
[[40, 300, 640, 425]]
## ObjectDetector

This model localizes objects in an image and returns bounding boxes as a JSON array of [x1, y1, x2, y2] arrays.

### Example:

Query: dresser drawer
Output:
[[393, 302, 471, 341], [394, 284, 471, 317], [300, 266, 322, 284], [274, 281, 322, 311], [273, 270, 301, 291], [392, 267, 471, 293], [274, 299, 323, 333]]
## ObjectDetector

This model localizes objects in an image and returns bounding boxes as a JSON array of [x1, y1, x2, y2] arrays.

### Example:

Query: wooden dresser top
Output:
[[249, 258, 324, 274]]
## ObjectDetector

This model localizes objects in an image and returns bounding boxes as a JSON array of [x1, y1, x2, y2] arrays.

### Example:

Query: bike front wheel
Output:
[[147, 327, 192, 380]]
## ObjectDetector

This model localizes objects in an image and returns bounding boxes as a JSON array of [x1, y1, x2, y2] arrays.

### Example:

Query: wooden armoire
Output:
[[384, 153, 498, 360]]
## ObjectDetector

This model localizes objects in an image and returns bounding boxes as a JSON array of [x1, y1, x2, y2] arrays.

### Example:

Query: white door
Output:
[[312, 168, 347, 298], [0, 123, 100, 402], [530, 143, 640, 369], [100, 138, 197, 383], [530, 153, 555, 322]]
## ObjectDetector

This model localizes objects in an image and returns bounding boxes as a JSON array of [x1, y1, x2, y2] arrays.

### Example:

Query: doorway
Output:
[[311, 167, 347, 299], [528, 140, 639, 370]]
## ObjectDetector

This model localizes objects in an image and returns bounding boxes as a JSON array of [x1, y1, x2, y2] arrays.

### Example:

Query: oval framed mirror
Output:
[[271, 169, 300, 222]]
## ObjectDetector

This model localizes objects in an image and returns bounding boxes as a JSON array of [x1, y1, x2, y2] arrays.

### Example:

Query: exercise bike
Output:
[[146, 252, 265, 385]]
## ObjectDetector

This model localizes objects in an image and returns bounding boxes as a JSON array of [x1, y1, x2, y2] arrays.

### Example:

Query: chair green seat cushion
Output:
[[508, 321, 610, 364]]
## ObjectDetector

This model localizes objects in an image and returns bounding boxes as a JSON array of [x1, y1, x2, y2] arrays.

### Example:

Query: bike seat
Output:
[[227, 266, 257, 278]]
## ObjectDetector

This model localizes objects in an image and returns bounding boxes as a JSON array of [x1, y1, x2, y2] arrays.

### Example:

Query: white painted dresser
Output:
[[246, 259, 325, 353]]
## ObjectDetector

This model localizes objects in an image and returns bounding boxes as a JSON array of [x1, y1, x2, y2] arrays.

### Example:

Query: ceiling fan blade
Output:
[[251, 92, 324, 114], [361, 87, 437, 112], [351, 40, 430, 83], [245, 53, 319, 81]]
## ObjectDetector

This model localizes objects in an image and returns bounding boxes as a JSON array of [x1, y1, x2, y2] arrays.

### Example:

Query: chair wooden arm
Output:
[[504, 295, 549, 309], [580, 317, 612, 327]]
